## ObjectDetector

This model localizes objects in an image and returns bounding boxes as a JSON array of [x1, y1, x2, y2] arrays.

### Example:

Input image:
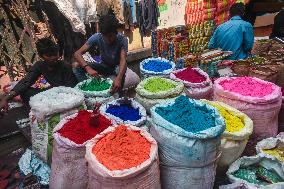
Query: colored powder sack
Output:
[[144, 78, 176, 93], [58, 110, 112, 144], [106, 104, 141, 121], [174, 67, 206, 83], [92, 125, 151, 170], [219, 77, 274, 97], [206, 102, 244, 133], [233, 165, 284, 185], [263, 148, 284, 162], [80, 78, 111, 91], [155, 96, 216, 133], [143, 59, 172, 72]]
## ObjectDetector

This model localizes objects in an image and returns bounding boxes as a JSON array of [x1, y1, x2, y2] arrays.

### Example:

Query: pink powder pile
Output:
[[220, 77, 274, 97], [174, 67, 206, 83]]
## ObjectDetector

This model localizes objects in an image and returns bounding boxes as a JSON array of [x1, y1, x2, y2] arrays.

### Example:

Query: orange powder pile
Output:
[[92, 125, 151, 170]]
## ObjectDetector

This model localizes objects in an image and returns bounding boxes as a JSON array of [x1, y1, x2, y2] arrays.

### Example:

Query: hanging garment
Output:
[[96, 0, 124, 24], [122, 0, 133, 29], [138, 0, 159, 37], [46, 0, 97, 34], [129, 0, 137, 24]]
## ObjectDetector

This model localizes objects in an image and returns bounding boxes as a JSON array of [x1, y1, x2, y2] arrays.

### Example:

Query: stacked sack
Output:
[[75, 78, 115, 109], [226, 155, 284, 188], [50, 110, 113, 189], [170, 67, 213, 100], [279, 89, 284, 132], [215, 0, 244, 25], [214, 77, 282, 142], [140, 58, 175, 79], [29, 87, 85, 164], [150, 95, 225, 189], [184, 0, 216, 25], [99, 98, 147, 127], [135, 77, 184, 112], [85, 125, 161, 189], [202, 100, 253, 168]]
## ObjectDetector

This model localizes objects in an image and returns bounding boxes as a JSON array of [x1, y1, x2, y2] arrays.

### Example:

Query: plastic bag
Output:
[[202, 100, 253, 167], [99, 98, 147, 127], [149, 97, 225, 189], [85, 125, 161, 189], [135, 77, 184, 99], [227, 156, 284, 189]]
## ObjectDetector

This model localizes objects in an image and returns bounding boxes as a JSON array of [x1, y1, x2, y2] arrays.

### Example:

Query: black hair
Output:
[[99, 14, 119, 35], [36, 38, 59, 57], [230, 3, 245, 17]]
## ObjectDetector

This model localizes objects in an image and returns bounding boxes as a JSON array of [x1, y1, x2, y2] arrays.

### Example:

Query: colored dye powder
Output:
[[206, 102, 244, 133], [174, 67, 206, 83], [263, 147, 284, 162], [143, 60, 172, 72], [106, 104, 141, 121], [58, 110, 112, 144], [220, 77, 274, 97], [144, 78, 176, 93], [80, 78, 111, 91], [92, 125, 151, 170], [233, 165, 284, 185], [155, 96, 216, 133]]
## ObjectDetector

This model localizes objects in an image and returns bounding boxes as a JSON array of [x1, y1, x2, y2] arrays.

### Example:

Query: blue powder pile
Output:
[[106, 104, 141, 121], [143, 60, 172, 72], [155, 96, 216, 133]]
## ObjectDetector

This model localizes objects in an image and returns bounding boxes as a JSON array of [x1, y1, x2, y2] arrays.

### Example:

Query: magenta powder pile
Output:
[[220, 77, 274, 97], [174, 67, 206, 83]]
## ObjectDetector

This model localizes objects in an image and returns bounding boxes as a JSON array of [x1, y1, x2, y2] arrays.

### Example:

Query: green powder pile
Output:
[[80, 78, 111, 91], [144, 78, 176, 93]]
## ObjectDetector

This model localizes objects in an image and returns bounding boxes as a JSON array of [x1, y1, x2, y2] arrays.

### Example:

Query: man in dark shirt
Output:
[[270, 9, 284, 39], [0, 38, 78, 114], [74, 14, 128, 94]]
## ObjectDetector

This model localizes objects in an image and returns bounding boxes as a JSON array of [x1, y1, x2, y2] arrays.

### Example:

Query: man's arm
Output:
[[243, 24, 254, 52], [111, 49, 127, 93]]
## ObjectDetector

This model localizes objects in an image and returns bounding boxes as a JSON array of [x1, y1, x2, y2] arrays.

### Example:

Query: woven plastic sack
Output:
[[227, 155, 284, 189], [214, 77, 282, 141], [136, 77, 184, 99], [170, 67, 211, 88], [149, 97, 225, 189], [202, 100, 253, 167], [140, 57, 175, 78], [99, 98, 147, 127], [29, 87, 85, 163], [134, 93, 183, 113], [256, 137, 284, 163], [75, 78, 112, 98], [279, 98, 284, 132], [85, 125, 161, 189], [50, 111, 113, 189], [185, 82, 213, 100]]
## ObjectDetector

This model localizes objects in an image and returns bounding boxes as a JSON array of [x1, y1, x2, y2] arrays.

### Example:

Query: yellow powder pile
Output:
[[207, 102, 245, 132], [263, 148, 284, 162]]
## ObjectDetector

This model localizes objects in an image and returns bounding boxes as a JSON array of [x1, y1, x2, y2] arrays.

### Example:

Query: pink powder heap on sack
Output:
[[92, 125, 151, 171], [174, 67, 206, 83], [220, 77, 274, 97]]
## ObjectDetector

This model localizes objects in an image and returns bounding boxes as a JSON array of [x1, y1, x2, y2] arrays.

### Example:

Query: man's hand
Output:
[[85, 66, 99, 78], [110, 77, 122, 94], [0, 96, 9, 118]]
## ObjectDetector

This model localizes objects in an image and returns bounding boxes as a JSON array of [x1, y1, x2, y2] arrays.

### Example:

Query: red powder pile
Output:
[[174, 67, 206, 83], [92, 125, 151, 170], [58, 110, 112, 144]]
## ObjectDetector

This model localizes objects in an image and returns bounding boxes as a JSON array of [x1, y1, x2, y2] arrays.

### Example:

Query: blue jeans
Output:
[[73, 62, 116, 82]]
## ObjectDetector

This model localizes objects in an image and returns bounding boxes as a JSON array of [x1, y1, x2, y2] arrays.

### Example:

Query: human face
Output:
[[41, 54, 59, 67], [102, 33, 117, 45]]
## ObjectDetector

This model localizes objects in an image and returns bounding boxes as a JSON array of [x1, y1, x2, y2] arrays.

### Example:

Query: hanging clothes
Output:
[[122, 0, 133, 29], [129, 0, 137, 24], [96, 0, 124, 24], [138, 0, 159, 37]]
